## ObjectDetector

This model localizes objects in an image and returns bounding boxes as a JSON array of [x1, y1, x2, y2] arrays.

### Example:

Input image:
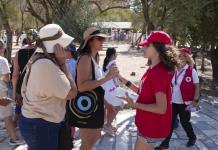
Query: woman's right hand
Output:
[[0, 97, 12, 106], [54, 44, 67, 66], [105, 65, 119, 80]]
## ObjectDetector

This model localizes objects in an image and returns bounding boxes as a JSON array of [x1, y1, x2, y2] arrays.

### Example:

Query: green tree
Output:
[[56, 0, 94, 42], [188, 0, 218, 82], [0, 0, 20, 62]]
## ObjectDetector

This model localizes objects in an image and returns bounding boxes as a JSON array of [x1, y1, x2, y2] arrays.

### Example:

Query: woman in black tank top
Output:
[[12, 29, 38, 126]]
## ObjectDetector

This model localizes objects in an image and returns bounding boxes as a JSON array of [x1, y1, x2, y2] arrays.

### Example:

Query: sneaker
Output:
[[154, 145, 169, 150], [9, 139, 25, 146], [110, 126, 117, 132], [186, 138, 196, 147]]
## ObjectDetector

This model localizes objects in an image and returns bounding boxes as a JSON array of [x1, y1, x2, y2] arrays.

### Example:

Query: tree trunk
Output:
[[211, 44, 218, 83], [0, 1, 13, 63], [201, 54, 205, 72], [200, 46, 206, 72], [140, 0, 155, 34], [4, 23, 13, 63]]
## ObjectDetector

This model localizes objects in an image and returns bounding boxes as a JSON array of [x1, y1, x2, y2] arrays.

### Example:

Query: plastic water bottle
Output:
[[110, 61, 120, 87], [185, 104, 200, 112]]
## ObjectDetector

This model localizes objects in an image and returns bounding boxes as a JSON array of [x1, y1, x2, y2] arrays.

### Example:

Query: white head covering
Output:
[[36, 24, 74, 53]]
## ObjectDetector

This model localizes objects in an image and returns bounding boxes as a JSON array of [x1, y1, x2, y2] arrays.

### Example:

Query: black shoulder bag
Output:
[[67, 59, 105, 128]]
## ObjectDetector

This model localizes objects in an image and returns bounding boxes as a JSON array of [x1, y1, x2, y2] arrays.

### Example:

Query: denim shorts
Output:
[[137, 131, 164, 144], [19, 114, 61, 150]]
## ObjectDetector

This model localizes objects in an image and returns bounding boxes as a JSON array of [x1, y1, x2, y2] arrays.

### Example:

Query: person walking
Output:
[[0, 40, 23, 146], [155, 47, 199, 149], [12, 29, 38, 125]]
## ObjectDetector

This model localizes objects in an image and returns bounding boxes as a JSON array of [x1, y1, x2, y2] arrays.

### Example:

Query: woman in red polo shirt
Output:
[[118, 31, 178, 150], [155, 48, 199, 150]]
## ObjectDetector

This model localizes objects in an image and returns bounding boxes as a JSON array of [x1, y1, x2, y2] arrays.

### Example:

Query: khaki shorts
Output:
[[137, 131, 164, 144]]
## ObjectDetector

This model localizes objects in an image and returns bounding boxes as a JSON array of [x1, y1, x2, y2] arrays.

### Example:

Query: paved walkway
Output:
[[1, 100, 218, 150]]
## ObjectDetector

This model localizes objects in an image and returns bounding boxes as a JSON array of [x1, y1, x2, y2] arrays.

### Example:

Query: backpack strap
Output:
[[25, 54, 56, 86], [22, 54, 56, 102]]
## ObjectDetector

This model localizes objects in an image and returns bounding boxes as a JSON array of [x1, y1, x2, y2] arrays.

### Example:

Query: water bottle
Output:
[[185, 104, 200, 112], [110, 61, 120, 87]]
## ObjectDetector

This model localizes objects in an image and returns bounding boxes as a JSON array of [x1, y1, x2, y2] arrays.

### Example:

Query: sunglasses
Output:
[[96, 36, 105, 42]]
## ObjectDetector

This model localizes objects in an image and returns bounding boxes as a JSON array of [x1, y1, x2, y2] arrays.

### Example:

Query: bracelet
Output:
[[132, 102, 137, 109], [125, 81, 132, 87]]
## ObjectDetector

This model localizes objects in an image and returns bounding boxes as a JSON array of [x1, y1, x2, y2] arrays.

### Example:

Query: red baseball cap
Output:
[[138, 31, 172, 46], [180, 48, 192, 55]]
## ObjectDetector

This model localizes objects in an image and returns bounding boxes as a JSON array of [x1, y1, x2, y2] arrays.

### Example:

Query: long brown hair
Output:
[[152, 42, 179, 71], [78, 37, 99, 62]]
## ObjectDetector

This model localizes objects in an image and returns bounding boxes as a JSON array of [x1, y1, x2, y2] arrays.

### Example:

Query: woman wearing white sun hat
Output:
[[19, 24, 77, 150]]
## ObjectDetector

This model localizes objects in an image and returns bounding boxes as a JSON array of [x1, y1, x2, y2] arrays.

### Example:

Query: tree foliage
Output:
[[55, 0, 95, 43]]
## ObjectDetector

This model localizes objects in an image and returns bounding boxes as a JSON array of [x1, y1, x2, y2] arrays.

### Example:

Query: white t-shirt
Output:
[[0, 56, 10, 93], [66, 58, 77, 80], [0, 56, 10, 75], [172, 64, 199, 104], [102, 60, 123, 107]]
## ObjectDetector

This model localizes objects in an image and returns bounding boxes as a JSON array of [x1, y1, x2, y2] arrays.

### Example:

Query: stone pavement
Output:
[[1, 100, 218, 150], [74, 100, 218, 150]]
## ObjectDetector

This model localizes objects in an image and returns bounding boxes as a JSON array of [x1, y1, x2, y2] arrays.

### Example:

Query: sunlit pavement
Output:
[[1, 99, 217, 150]]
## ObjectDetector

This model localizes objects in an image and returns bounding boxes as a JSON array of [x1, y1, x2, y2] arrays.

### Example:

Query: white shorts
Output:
[[0, 104, 13, 119], [0, 89, 13, 119]]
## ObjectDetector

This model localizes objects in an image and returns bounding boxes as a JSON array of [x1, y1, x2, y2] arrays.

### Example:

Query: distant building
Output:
[[93, 22, 133, 30], [93, 22, 133, 41]]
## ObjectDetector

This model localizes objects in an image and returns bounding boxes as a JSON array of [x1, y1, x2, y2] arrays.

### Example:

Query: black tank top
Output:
[[18, 48, 35, 72]]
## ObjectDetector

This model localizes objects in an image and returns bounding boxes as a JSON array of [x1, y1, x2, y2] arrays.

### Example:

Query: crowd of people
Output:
[[0, 24, 200, 150]]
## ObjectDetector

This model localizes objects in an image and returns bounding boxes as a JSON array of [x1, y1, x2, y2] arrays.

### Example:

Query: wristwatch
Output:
[[194, 99, 199, 103]]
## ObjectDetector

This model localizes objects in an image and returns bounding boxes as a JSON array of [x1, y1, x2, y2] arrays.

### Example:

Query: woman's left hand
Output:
[[117, 93, 135, 108], [192, 100, 199, 107]]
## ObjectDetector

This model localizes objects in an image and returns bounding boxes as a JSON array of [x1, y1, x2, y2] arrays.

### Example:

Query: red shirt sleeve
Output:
[[150, 69, 168, 94]]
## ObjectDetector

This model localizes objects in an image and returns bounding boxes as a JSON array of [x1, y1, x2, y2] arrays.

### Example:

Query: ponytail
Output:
[[103, 48, 116, 72], [103, 57, 110, 72], [152, 42, 179, 72]]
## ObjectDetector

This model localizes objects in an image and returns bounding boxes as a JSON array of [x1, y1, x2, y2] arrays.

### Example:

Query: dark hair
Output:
[[152, 42, 179, 71], [0, 41, 4, 49], [78, 37, 101, 62], [103, 48, 116, 72], [70, 51, 78, 60], [22, 38, 28, 45], [77, 37, 94, 56]]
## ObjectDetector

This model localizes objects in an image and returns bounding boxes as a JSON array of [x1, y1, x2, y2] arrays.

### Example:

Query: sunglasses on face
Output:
[[96, 36, 105, 42]]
